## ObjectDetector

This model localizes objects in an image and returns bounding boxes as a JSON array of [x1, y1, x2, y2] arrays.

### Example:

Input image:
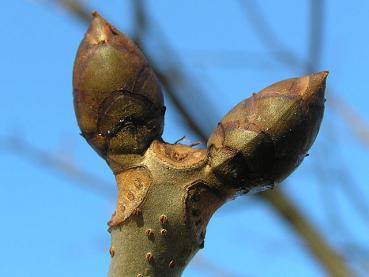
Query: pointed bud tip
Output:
[[321, 70, 329, 78], [91, 11, 99, 18], [90, 11, 108, 25], [313, 70, 329, 80], [309, 70, 329, 86], [86, 11, 114, 44], [302, 70, 328, 99]]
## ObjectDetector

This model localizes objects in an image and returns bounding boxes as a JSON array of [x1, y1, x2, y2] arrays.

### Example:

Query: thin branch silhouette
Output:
[[330, 96, 369, 148], [239, 0, 369, 149], [260, 189, 350, 276], [57, 0, 91, 22], [0, 135, 115, 201], [306, 0, 325, 73], [238, 0, 309, 71]]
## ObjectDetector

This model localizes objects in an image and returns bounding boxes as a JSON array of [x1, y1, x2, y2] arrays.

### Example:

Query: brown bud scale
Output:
[[208, 72, 328, 192], [73, 12, 165, 158]]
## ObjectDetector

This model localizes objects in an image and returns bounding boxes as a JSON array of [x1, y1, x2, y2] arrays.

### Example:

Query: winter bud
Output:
[[73, 12, 165, 157], [208, 72, 328, 193]]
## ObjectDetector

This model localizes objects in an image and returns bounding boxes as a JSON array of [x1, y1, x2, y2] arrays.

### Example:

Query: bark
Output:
[[107, 142, 226, 277]]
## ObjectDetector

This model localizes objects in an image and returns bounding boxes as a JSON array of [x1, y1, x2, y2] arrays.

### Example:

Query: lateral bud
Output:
[[208, 71, 328, 193]]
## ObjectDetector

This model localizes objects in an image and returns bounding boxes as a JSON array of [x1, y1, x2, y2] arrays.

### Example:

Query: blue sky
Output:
[[1, 1, 369, 276]]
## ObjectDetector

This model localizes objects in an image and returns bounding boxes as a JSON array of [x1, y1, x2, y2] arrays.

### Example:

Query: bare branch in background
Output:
[[336, 169, 369, 222], [330, 96, 369, 148], [127, 0, 209, 140], [307, 0, 325, 72], [242, 0, 369, 223], [136, 0, 211, 140], [179, 50, 282, 70], [239, 0, 369, 148], [312, 151, 369, 241], [57, 0, 91, 22], [313, 126, 369, 232], [238, 0, 309, 71], [0, 135, 115, 201], [154, 70, 209, 141], [260, 189, 350, 276], [131, 0, 219, 140]]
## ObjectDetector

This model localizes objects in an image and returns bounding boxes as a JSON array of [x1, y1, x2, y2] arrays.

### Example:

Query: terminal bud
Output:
[[73, 12, 165, 157]]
